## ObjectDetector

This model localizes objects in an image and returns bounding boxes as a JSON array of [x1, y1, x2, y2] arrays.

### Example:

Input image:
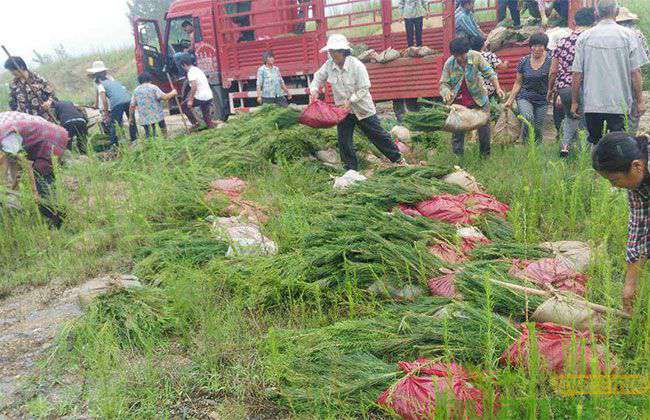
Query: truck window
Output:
[[167, 16, 202, 55], [138, 21, 162, 53]]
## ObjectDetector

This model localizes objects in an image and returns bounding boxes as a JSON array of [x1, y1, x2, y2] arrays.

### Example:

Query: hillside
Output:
[[0, 47, 136, 110]]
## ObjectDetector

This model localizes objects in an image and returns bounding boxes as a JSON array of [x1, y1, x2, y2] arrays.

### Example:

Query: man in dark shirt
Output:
[[46, 100, 88, 154]]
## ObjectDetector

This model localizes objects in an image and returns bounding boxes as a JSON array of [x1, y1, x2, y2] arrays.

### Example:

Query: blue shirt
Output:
[[455, 7, 481, 39], [100, 79, 131, 109], [256, 65, 284, 98]]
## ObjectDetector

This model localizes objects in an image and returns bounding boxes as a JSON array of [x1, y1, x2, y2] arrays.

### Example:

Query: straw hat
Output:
[[616, 7, 638, 23], [86, 60, 108, 74], [319, 34, 351, 53]]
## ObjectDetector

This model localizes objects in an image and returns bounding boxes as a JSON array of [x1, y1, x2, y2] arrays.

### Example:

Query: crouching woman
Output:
[[592, 132, 650, 314]]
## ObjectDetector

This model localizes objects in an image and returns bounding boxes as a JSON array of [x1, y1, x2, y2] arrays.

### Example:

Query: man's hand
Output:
[[496, 88, 505, 101], [570, 102, 579, 118], [257, 96, 262, 104], [287, 94, 293, 100], [637, 101, 647, 118], [187, 99, 194, 108], [342, 100, 352, 110], [442, 92, 453, 104], [309, 93, 319, 103], [504, 99, 514, 109], [170, 89, 178, 97]]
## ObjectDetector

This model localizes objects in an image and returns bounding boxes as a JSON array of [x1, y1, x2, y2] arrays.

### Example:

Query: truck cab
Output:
[[133, 0, 230, 120]]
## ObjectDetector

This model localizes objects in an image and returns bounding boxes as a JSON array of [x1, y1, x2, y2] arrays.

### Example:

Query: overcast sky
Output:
[[0, 0, 135, 63]]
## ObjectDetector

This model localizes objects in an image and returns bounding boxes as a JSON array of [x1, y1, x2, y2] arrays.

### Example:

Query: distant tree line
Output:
[[127, 0, 175, 23]]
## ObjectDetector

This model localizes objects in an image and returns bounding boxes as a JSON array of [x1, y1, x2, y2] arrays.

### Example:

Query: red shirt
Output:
[[0, 112, 69, 176], [456, 79, 475, 108]]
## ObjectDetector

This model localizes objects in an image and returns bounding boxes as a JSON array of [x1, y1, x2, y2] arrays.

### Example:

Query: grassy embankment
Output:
[[1, 1, 649, 417], [1, 104, 647, 418]]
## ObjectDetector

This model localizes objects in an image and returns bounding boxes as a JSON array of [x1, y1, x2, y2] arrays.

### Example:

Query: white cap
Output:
[[86, 60, 108, 74], [616, 7, 638, 22], [320, 34, 351, 53]]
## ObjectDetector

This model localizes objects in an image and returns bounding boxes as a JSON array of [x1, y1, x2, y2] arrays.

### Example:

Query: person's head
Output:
[[597, 0, 619, 20], [616, 7, 639, 27], [94, 71, 108, 84], [450, 37, 470, 64], [470, 36, 485, 52], [321, 34, 351, 66], [529, 32, 549, 57], [138, 72, 153, 85], [262, 51, 275, 66], [330, 49, 351, 65], [459, 0, 475, 11], [574, 7, 596, 28], [4, 56, 28, 78], [178, 55, 194, 71], [182, 20, 194, 35], [593, 132, 649, 189]]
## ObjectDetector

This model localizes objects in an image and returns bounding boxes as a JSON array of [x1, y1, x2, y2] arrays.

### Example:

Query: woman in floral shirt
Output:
[[4, 57, 58, 123], [547, 7, 595, 157]]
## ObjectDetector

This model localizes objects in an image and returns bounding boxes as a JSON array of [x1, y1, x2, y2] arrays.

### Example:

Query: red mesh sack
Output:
[[378, 359, 488, 419], [415, 195, 472, 224], [206, 177, 247, 200], [429, 242, 466, 265], [509, 258, 588, 296], [298, 100, 349, 128], [427, 273, 457, 298], [459, 193, 509, 219], [500, 323, 612, 374], [397, 204, 424, 218]]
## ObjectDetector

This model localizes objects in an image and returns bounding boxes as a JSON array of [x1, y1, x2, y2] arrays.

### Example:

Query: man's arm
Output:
[[624, 190, 648, 313], [256, 67, 265, 103], [439, 59, 454, 104], [309, 63, 329, 101], [570, 72, 582, 116], [187, 81, 198, 106], [349, 60, 371, 107], [631, 68, 645, 117]]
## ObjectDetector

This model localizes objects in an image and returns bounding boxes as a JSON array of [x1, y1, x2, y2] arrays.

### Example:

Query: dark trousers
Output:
[[108, 102, 138, 145], [35, 172, 63, 228], [405, 17, 424, 47], [497, 0, 521, 27], [452, 124, 491, 156], [552, 94, 564, 139], [143, 120, 168, 139], [337, 114, 402, 171], [393, 99, 421, 123], [182, 98, 215, 129], [585, 113, 625, 144], [262, 97, 289, 107], [63, 120, 88, 154]]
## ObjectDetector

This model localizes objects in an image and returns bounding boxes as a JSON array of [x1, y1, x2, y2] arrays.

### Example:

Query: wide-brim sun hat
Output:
[[319, 34, 351, 53], [616, 7, 639, 23], [86, 60, 108, 74]]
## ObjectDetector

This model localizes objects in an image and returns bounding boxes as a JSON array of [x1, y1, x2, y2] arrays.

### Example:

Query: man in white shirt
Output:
[[309, 34, 406, 170], [179, 55, 215, 130]]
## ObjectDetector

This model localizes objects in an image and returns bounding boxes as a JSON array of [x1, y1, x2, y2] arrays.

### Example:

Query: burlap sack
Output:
[[532, 294, 605, 334], [443, 168, 483, 193], [377, 48, 400, 63], [540, 241, 591, 272], [358, 49, 379, 63], [494, 108, 521, 145], [0, 153, 20, 190], [442, 105, 490, 133]]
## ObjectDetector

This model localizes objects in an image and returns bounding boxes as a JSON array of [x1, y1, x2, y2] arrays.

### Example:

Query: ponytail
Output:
[[592, 132, 648, 173]]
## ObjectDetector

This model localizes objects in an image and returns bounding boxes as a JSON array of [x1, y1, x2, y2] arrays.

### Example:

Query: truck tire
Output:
[[211, 85, 231, 122]]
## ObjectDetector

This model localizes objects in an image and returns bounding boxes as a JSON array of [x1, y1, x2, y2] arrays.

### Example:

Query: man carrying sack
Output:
[[309, 34, 406, 171]]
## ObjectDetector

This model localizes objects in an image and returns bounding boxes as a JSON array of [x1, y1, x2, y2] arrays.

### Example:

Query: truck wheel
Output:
[[211, 85, 230, 122]]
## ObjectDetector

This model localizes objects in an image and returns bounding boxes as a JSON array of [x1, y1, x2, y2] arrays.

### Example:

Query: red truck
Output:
[[133, 0, 588, 121]]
